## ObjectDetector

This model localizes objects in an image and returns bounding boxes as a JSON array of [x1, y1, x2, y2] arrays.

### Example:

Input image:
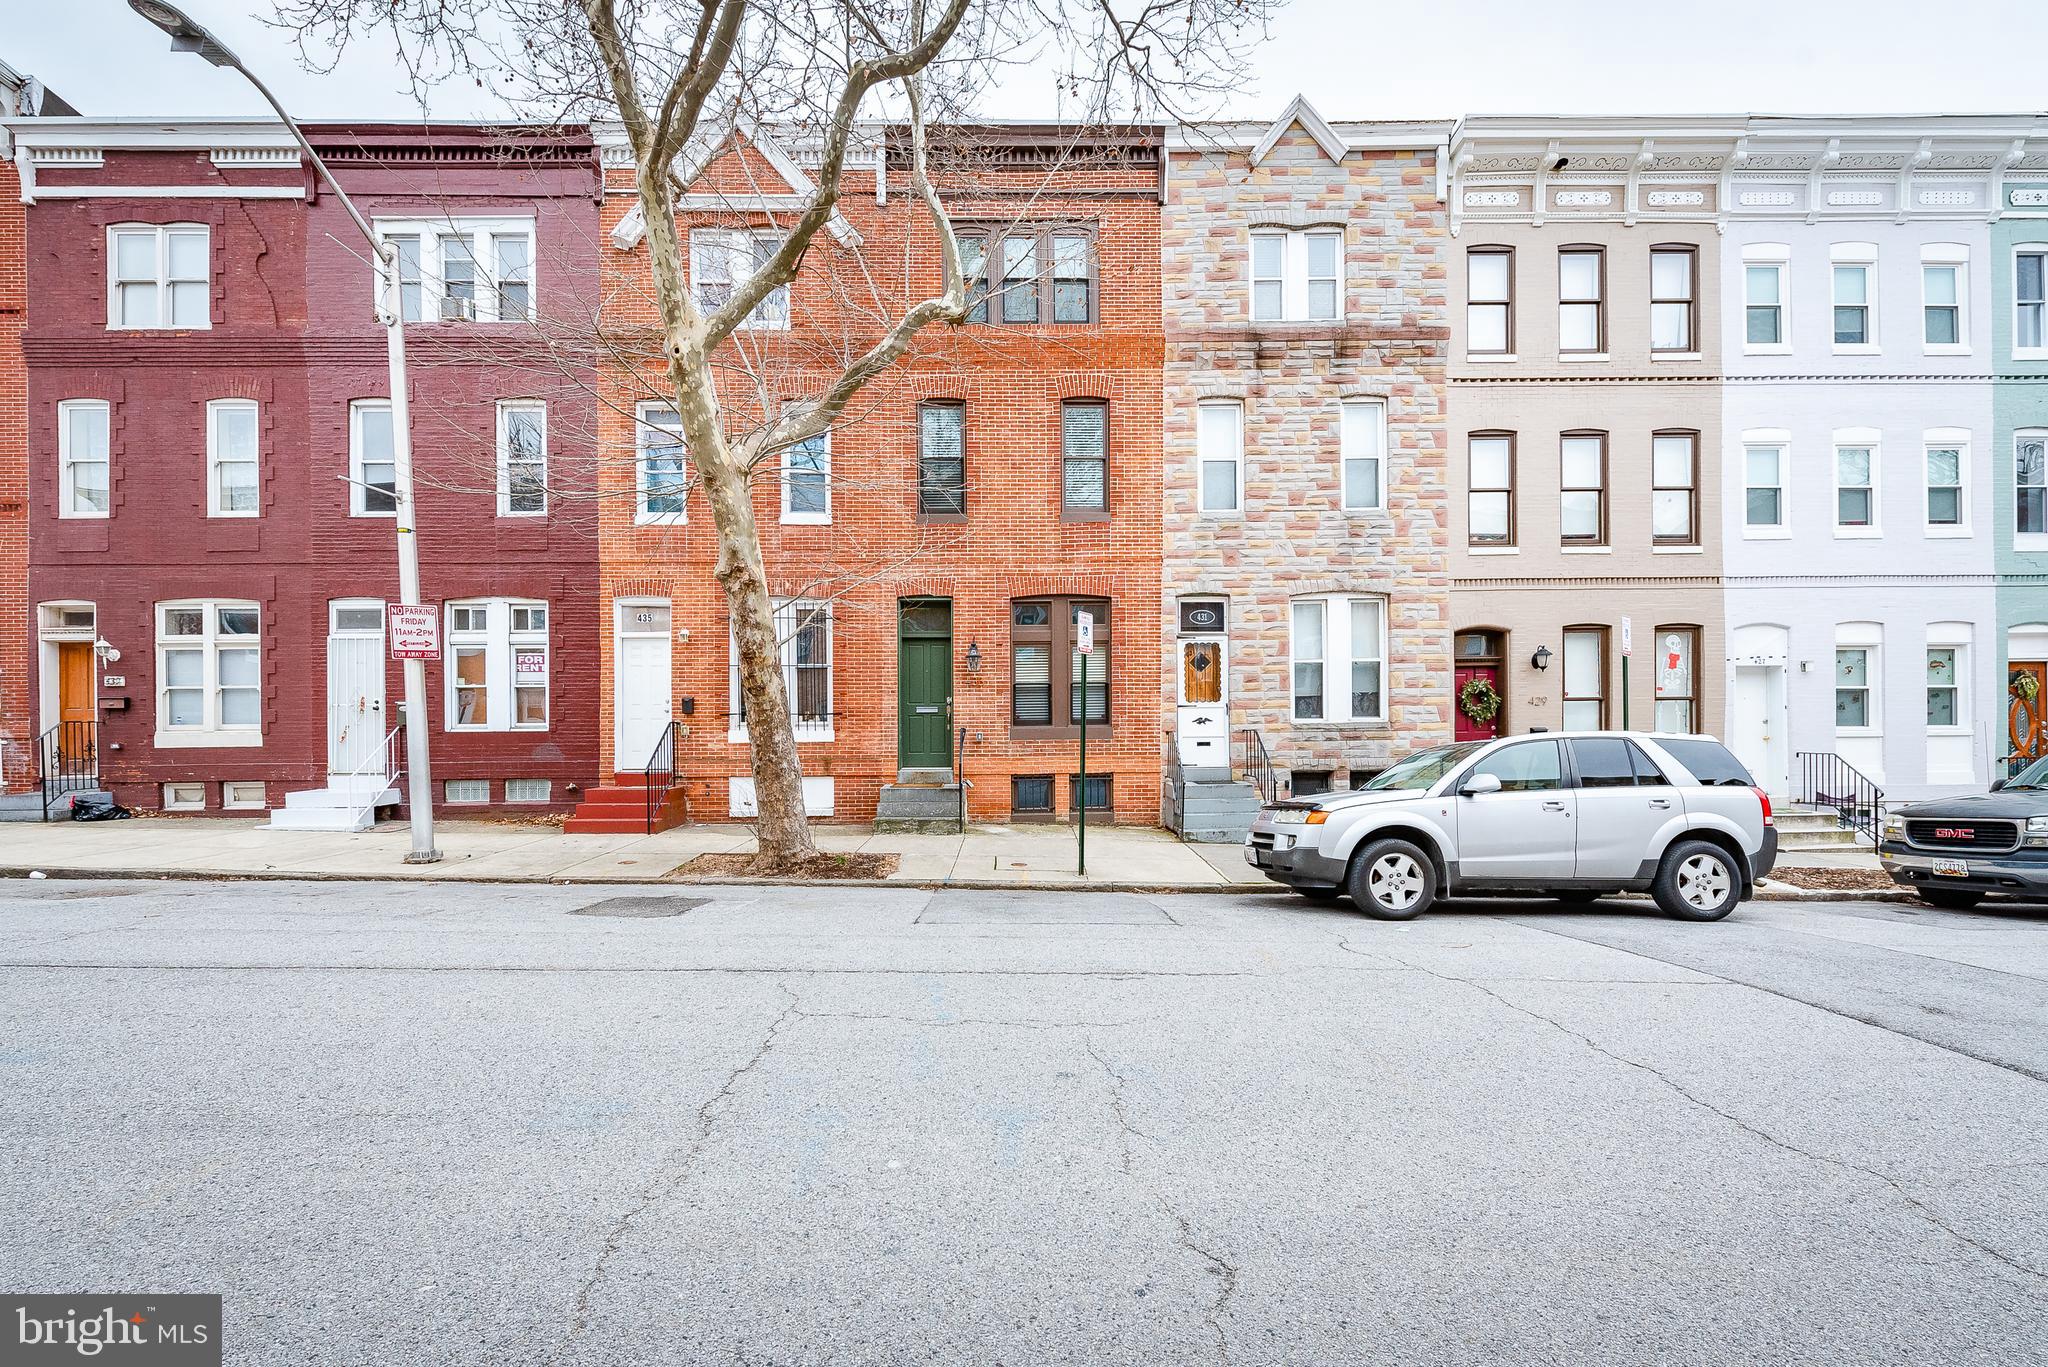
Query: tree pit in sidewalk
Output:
[[670, 851, 900, 881]]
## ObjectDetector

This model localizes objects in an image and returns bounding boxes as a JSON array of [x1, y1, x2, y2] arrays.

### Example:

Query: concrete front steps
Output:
[[267, 776, 399, 832], [1774, 803, 1869, 852], [1176, 766, 1265, 844], [875, 770, 965, 833], [563, 773, 687, 834]]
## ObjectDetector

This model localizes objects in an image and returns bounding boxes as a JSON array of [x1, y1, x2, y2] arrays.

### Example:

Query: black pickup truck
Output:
[[1878, 756, 2048, 908]]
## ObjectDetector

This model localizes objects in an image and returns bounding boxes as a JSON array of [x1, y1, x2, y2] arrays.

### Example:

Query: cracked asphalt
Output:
[[2, 878, 2045, 1365]]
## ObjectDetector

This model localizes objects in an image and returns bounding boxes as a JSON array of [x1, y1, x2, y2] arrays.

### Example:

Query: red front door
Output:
[[1455, 664, 1500, 742]]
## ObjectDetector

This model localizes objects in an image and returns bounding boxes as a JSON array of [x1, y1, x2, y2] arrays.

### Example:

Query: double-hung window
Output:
[[58, 400, 110, 518], [1650, 246, 1696, 352], [1744, 441, 1786, 532], [636, 405, 688, 524], [1926, 647, 1960, 728], [374, 217, 536, 323], [1466, 247, 1513, 354], [1835, 434, 1878, 533], [1288, 595, 1386, 724], [782, 433, 830, 524], [1562, 627, 1608, 729], [1559, 432, 1606, 544], [1921, 245, 1966, 351], [1197, 401, 1243, 514], [1250, 228, 1342, 322], [1831, 245, 1876, 349], [497, 401, 547, 516], [1340, 400, 1384, 511], [690, 228, 788, 328], [1468, 432, 1514, 546], [1011, 598, 1109, 733], [2015, 247, 2046, 354], [349, 401, 397, 516], [1653, 626, 1699, 733], [957, 227, 1094, 325], [917, 401, 966, 516], [1060, 401, 1108, 517], [108, 223, 209, 329], [1652, 431, 1698, 545], [1557, 247, 1604, 354], [1835, 645, 1874, 730], [1744, 247, 1788, 350], [156, 601, 261, 742], [2019, 431, 2048, 536], [446, 600, 549, 731], [1924, 433, 1965, 532], [207, 399, 258, 517]]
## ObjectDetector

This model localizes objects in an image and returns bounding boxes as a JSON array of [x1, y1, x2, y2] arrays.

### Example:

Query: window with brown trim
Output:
[[1060, 400, 1109, 519], [1559, 431, 1607, 545], [1012, 597, 1109, 735], [1562, 626, 1608, 729], [1468, 431, 1515, 546], [917, 401, 966, 517], [1012, 774, 1055, 817], [958, 227, 1096, 326], [1652, 430, 1699, 545], [1558, 246, 1605, 354], [1652, 625, 1700, 733], [1650, 246, 1697, 352], [1068, 773, 1113, 813], [1467, 246, 1513, 354]]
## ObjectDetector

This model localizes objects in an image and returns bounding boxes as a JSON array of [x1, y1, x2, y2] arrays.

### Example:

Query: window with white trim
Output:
[[1250, 228, 1342, 322], [58, 400, 110, 518], [1831, 244, 1876, 348], [207, 399, 258, 518], [1197, 401, 1242, 514], [1835, 438, 1877, 532], [2016, 246, 2046, 354], [1836, 638, 1877, 732], [731, 599, 832, 739], [636, 405, 687, 524], [373, 217, 536, 323], [446, 600, 549, 731], [349, 401, 397, 516], [1743, 246, 1788, 350], [1339, 400, 1384, 511], [1926, 645, 1962, 729], [108, 223, 208, 329], [2020, 430, 2048, 536], [782, 432, 830, 524], [1921, 244, 1967, 351], [1289, 595, 1386, 724], [1745, 443, 1785, 530], [156, 601, 261, 740], [690, 228, 788, 329], [1925, 436, 1964, 531], [497, 401, 547, 516]]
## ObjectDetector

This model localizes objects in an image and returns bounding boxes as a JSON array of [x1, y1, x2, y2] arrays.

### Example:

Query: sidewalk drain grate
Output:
[[570, 896, 707, 919]]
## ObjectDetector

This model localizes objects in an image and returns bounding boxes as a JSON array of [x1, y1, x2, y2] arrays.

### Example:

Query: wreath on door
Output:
[[2012, 671, 2040, 704], [1459, 677, 1502, 724]]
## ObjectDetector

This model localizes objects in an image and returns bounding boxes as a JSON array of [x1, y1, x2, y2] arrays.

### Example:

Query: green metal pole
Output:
[[1077, 651, 1088, 876]]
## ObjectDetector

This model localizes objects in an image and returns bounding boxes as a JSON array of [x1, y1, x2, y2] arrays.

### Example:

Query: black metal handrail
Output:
[[639, 720, 678, 834], [955, 726, 971, 833], [1233, 727, 1277, 805], [37, 720, 98, 821], [1794, 750, 1884, 848]]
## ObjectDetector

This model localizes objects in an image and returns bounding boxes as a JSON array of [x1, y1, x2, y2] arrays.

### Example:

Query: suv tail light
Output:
[[1753, 787, 1774, 828]]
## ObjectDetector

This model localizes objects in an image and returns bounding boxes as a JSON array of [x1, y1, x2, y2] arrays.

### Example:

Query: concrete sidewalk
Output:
[[0, 816, 1271, 889]]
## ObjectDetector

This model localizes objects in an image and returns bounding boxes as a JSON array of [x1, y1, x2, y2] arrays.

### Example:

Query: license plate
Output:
[[1932, 857, 1969, 878]]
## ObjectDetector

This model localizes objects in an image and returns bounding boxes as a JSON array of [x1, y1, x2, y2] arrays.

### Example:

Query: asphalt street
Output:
[[2, 878, 2045, 1365]]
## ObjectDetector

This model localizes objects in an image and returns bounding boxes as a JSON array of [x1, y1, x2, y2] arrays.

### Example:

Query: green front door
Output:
[[898, 600, 953, 769]]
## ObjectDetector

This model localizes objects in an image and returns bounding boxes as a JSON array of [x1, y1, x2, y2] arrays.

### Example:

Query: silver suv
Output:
[[1245, 732, 1777, 921]]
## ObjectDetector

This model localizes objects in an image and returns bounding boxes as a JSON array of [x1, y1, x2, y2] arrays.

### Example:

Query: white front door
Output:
[[1732, 664, 1788, 797], [1176, 636, 1228, 768], [614, 601, 673, 769], [326, 601, 386, 775]]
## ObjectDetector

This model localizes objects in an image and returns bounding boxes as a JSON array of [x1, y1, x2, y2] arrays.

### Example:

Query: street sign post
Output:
[[1620, 616, 1632, 730], [1076, 610, 1094, 876], [389, 603, 439, 661]]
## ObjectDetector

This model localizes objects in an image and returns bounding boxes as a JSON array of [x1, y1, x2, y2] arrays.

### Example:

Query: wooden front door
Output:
[[897, 600, 952, 770], [2010, 662, 2048, 765], [56, 640, 95, 760], [1454, 664, 1500, 742]]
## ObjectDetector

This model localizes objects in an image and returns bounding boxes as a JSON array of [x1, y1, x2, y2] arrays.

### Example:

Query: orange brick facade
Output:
[[594, 129, 1165, 822]]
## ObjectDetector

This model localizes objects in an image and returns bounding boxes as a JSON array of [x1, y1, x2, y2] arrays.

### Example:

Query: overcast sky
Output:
[[10, 0, 2046, 124]]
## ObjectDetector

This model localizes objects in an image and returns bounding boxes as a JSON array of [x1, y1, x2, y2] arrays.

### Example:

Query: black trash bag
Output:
[[70, 793, 135, 822]]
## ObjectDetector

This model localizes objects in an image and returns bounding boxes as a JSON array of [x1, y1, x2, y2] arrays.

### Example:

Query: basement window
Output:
[[445, 779, 489, 804], [222, 781, 266, 810], [505, 779, 551, 804], [162, 782, 206, 811]]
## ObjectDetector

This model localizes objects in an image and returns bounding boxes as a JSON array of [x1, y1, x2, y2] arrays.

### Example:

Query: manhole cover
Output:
[[570, 896, 706, 919]]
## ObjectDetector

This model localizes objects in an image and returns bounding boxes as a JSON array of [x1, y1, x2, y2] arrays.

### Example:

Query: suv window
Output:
[[1629, 743, 1671, 786], [1653, 737, 1753, 787], [1469, 740, 1564, 792], [1569, 737, 1672, 788]]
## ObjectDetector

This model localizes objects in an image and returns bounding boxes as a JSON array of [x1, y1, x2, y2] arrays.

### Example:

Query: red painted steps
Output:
[[563, 773, 688, 834]]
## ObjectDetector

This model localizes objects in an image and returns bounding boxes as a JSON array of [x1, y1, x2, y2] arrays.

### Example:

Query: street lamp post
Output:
[[129, 0, 440, 862]]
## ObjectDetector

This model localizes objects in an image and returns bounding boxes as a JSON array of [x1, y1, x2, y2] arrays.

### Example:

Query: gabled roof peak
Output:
[[1250, 95, 1348, 166]]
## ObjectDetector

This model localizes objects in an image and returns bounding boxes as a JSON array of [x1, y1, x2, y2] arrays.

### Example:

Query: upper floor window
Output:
[[918, 401, 966, 516], [1831, 245, 1876, 349], [2016, 246, 2047, 355], [1744, 445, 1785, 531], [1744, 246, 1788, 351], [1340, 400, 1385, 511], [1925, 434, 1965, 533], [690, 228, 788, 329], [1652, 431, 1698, 546], [1835, 437, 1878, 533], [1011, 598, 1108, 733], [375, 217, 536, 324], [206, 400, 258, 518], [636, 405, 688, 525], [1251, 228, 1341, 323], [1468, 432, 1514, 546], [1557, 247, 1604, 353], [1650, 247, 1696, 352], [2019, 430, 2048, 537], [349, 401, 397, 517], [1466, 248, 1512, 355], [109, 223, 208, 330], [1197, 401, 1243, 514], [959, 227, 1094, 326], [1559, 432, 1606, 545], [446, 599, 549, 731], [57, 399, 110, 519], [496, 401, 547, 516], [157, 601, 260, 739], [1060, 401, 1108, 518], [782, 433, 830, 525], [1921, 245, 1967, 352], [1289, 595, 1386, 724]]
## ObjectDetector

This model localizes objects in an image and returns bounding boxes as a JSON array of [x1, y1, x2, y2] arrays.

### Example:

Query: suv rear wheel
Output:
[[1652, 840, 1741, 921], [1347, 838, 1438, 921]]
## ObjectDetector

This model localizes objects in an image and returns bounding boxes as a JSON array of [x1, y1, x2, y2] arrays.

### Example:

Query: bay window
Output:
[[374, 217, 536, 323], [156, 601, 261, 744], [446, 600, 550, 731]]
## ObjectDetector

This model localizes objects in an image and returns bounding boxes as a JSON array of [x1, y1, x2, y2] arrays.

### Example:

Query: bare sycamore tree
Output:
[[271, 0, 1275, 869]]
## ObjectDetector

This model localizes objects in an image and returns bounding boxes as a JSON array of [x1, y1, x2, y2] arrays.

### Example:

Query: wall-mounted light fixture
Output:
[[93, 637, 121, 664], [965, 641, 983, 673], [1530, 645, 1552, 671]]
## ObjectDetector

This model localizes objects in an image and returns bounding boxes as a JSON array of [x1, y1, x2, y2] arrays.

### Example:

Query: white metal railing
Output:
[[338, 721, 406, 826]]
